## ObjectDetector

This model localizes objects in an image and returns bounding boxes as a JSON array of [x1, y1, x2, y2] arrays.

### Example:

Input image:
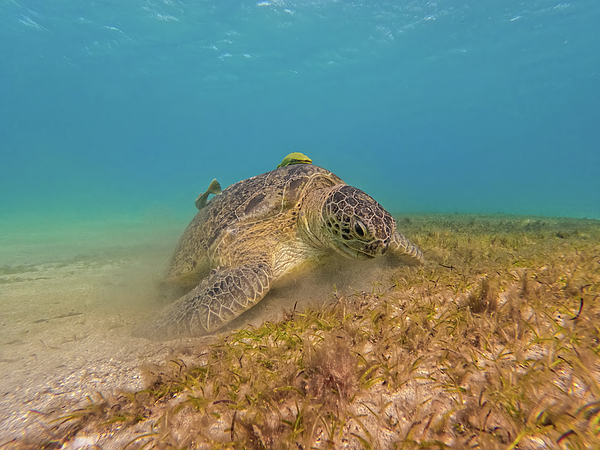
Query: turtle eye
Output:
[[354, 220, 366, 237]]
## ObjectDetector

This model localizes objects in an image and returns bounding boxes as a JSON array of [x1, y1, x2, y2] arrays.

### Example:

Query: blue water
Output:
[[1, 0, 599, 223]]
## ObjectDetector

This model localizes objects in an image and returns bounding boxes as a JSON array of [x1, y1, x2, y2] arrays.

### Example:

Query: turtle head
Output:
[[304, 185, 396, 260]]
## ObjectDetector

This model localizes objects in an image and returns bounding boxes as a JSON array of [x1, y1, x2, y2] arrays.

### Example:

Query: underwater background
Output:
[[2, 1, 600, 446], [1, 0, 599, 228]]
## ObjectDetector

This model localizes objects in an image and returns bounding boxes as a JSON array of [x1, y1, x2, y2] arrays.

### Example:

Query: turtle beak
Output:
[[340, 239, 389, 259], [373, 239, 389, 256], [361, 239, 388, 257], [338, 243, 364, 259], [380, 240, 389, 255]]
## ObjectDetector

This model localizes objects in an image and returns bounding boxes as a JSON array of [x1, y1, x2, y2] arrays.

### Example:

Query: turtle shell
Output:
[[164, 164, 344, 293]]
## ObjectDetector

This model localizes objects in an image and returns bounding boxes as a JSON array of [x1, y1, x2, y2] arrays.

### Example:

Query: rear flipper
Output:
[[389, 231, 424, 264], [145, 263, 272, 340]]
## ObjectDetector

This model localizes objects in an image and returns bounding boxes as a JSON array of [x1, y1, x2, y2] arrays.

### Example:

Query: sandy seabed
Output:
[[0, 216, 395, 446], [3, 213, 600, 449], [0, 218, 181, 442]]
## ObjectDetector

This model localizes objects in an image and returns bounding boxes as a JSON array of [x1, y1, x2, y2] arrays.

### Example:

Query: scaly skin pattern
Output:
[[147, 165, 423, 339], [154, 264, 273, 338]]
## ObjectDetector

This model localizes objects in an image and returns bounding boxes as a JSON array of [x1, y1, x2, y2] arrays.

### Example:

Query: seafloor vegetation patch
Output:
[[4, 214, 600, 449]]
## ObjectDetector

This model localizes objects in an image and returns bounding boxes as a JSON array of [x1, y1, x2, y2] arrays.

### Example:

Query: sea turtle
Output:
[[150, 164, 423, 339], [277, 151, 313, 168]]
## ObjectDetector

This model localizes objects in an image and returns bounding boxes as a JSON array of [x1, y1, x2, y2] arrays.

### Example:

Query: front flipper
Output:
[[389, 231, 424, 264], [151, 262, 272, 339]]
